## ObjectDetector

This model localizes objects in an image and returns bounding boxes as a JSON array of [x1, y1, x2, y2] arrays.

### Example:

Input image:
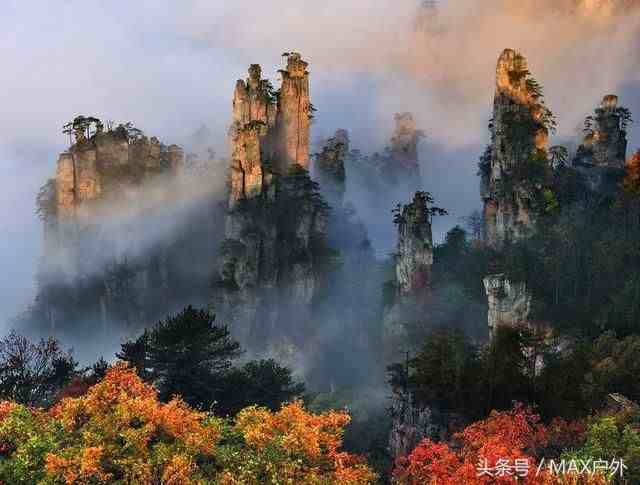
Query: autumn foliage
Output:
[[0, 363, 376, 484], [392, 405, 606, 485]]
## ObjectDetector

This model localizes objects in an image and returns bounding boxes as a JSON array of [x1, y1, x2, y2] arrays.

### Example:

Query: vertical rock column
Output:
[[383, 192, 435, 362], [228, 64, 278, 208], [481, 49, 549, 248], [480, 49, 550, 334], [276, 53, 311, 172], [574, 94, 628, 192], [395, 192, 434, 298]]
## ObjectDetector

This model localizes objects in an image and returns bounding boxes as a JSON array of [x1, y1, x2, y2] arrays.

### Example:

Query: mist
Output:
[[1, 0, 639, 356]]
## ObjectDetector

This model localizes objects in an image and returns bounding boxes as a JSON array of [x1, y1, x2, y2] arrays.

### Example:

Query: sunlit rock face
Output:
[[479, 49, 551, 335], [217, 54, 328, 347], [276, 53, 312, 172], [574, 94, 629, 192], [483, 274, 532, 336], [50, 131, 183, 246], [34, 126, 208, 335], [480, 49, 549, 249]]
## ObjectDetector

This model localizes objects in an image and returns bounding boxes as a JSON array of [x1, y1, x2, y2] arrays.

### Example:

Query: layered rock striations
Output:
[[480, 49, 551, 249], [574, 94, 629, 191], [216, 53, 329, 346]]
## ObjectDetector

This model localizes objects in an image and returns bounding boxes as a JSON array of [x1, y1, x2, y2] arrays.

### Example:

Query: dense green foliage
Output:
[[118, 306, 305, 416], [391, 325, 640, 423]]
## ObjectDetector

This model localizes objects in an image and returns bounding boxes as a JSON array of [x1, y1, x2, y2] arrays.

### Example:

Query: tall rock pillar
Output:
[[480, 49, 550, 248], [574, 94, 629, 192], [276, 53, 311, 172], [218, 53, 328, 348], [480, 49, 552, 334], [383, 192, 435, 362]]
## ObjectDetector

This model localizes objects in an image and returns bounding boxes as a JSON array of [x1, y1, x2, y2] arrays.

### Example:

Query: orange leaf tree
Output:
[[0, 363, 376, 484], [393, 404, 604, 485]]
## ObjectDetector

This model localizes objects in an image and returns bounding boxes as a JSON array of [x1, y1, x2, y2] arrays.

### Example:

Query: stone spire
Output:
[[232, 64, 277, 129], [275, 52, 311, 172], [479, 49, 553, 336], [481, 49, 550, 249], [395, 192, 434, 297], [218, 53, 326, 345], [227, 54, 313, 208], [575, 94, 628, 169]]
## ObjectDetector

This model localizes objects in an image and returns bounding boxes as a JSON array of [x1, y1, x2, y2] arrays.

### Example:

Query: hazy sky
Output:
[[1, 0, 639, 327]]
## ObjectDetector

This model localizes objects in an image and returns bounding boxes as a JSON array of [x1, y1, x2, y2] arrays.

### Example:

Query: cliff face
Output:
[[480, 49, 550, 249], [48, 130, 184, 258], [216, 53, 328, 346], [574, 94, 629, 191]]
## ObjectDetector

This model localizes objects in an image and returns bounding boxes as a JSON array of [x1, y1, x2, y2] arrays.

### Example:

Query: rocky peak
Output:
[[232, 64, 277, 129], [276, 52, 312, 172], [218, 53, 328, 345], [52, 126, 183, 223], [481, 49, 552, 249], [228, 54, 313, 208], [575, 94, 629, 169], [495, 48, 531, 104]]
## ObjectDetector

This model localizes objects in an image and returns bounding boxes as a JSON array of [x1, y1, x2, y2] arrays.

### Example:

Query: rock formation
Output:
[[383, 192, 437, 361], [388, 388, 462, 459], [574, 94, 629, 191], [46, 126, 184, 265], [315, 129, 349, 208], [479, 49, 553, 334], [276, 53, 312, 171], [216, 53, 329, 346], [31, 121, 224, 337], [395, 192, 434, 297], [483, 273, 532, 337], [480, 49, 551, 249]]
